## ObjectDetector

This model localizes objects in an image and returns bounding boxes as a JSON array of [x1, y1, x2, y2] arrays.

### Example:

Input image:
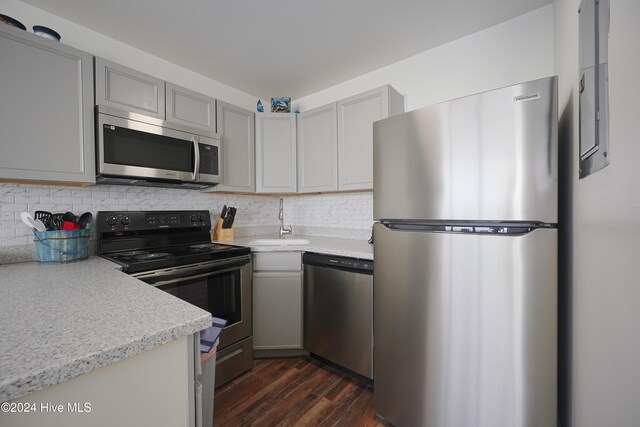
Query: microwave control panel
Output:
[[199, 144, 219, 175]]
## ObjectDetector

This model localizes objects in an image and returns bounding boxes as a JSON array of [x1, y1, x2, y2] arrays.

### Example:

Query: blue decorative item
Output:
[[33, 25, 61, 41], [257, 99, 264, 112], [271, 97, 291, 113], [0, 14, 26, 31], [33, 229, 90, 263], [293, 108, 300, 114]]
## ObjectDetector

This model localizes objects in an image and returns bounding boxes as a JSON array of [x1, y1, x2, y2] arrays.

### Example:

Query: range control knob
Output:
[[190, 213, 199, 222], [121, 216, 130, 226], [106, 216, 117, 226], [198, 213, 207, 222]]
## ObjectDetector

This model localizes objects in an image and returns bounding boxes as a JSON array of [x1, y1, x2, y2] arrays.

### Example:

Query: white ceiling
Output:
[[20, 0, 552, 99]]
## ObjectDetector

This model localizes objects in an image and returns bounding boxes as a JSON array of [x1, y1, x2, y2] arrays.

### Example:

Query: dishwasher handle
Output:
[[302, 252, 373, 274]]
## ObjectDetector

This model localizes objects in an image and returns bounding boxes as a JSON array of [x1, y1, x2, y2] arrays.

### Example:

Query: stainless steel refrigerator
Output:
[[372, 76, 558, 427]]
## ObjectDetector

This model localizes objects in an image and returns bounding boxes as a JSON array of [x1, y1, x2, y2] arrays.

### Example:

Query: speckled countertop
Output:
[[220, 234, 374, 260], [0, 257, 212, 403]]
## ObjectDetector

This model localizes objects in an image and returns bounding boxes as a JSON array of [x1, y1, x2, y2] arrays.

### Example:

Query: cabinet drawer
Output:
[[253, 252, 301, 271]]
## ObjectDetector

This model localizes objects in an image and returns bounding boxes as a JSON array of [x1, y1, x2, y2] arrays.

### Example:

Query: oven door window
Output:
[[157, 270, 241, 326]]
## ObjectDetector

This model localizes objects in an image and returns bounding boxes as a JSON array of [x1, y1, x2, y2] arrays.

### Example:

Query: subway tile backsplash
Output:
[[0, 183, 374, 247]]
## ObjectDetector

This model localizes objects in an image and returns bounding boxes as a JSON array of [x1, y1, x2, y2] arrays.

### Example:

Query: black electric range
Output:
[[97, 209, 254, 388], [96, 210, 249, 274]]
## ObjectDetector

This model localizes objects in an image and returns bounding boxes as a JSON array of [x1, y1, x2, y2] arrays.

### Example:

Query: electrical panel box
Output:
[[579, 0, 610, 178]]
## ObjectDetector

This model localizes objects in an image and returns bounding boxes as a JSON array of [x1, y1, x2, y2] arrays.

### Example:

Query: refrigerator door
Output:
[[373, 223, 557, 427], [373, 76, 557, 223]]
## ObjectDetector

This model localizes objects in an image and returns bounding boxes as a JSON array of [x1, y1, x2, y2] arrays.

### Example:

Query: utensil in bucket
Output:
[[34, 211, 52, 229]]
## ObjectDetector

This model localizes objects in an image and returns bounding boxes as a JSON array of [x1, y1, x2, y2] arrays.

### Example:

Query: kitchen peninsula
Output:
[[0, 257, 211, 427]]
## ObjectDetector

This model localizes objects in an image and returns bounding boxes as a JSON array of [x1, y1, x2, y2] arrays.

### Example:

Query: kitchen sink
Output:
[[248, 238, 310, 246]]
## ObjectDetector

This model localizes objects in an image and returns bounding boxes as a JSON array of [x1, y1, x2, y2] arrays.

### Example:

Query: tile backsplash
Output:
[[0, 183, 374, 247], [282, 192, 373, 239], [0, 183, 277, 246]]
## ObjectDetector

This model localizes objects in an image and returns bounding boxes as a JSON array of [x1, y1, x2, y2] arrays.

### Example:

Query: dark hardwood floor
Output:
[[213, 357, 392, 427]]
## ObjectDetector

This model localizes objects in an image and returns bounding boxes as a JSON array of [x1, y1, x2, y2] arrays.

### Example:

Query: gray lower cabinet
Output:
[[255, 113, 297, 193], [337, 85, 404, 191], [297, 103, 338, 193], [214, 101, 255, 192], [0, 24, 95, 184], [95, 57, 165, 118], [166, 82, 216, 132], [253, 252, 303, 350]]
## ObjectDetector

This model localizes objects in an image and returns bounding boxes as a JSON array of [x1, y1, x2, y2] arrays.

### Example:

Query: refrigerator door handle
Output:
[[379, 221, 554, 235]]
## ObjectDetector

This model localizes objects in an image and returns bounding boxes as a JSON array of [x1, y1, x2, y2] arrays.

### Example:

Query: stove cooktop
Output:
[[103, 242, 250, 274], [96, 211, 251, 273]]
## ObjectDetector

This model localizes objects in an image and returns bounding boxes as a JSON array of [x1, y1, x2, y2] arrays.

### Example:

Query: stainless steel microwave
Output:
[[96, 106, 220, 189]]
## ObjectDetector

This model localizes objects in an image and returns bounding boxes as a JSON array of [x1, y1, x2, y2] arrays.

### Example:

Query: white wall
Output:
[[0, 0, 257, 110], [553, 0, 640, 425], [295, 5, 554, 112]]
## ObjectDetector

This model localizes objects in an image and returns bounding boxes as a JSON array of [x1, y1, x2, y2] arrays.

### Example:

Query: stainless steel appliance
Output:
[[303, 252, 373, 380], [97, 210, 253, 388], [96, 106, 221, 189], [373, 76, 558, 427]]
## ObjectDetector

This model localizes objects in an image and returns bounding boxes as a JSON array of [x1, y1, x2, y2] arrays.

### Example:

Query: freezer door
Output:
[[373, 223, 557, 427], [373, 76, 557, 223]]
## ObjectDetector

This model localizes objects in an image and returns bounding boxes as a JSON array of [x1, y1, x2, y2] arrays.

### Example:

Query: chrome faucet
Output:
[[278, 198, 292, 239]]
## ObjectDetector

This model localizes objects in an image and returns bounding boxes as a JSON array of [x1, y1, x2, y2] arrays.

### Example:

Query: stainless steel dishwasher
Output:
[[303, 252, 373, 379]]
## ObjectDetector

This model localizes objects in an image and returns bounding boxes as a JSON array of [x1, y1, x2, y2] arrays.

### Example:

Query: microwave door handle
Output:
[[192, 137, 200, 181]]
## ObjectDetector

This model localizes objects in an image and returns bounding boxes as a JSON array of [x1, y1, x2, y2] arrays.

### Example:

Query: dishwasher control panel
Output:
[[327, 257, 373, 271], [303, 252, 373, 274]]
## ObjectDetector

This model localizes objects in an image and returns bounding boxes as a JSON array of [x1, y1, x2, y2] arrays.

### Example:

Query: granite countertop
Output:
[[222, 234, 374, 260], [0, 257, 212, 403]]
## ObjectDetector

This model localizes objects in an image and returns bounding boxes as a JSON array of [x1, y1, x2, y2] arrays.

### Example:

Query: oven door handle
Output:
[[149, 264, 245, 287], [131, 256, 250, 281], [150, 267, 248, 287]]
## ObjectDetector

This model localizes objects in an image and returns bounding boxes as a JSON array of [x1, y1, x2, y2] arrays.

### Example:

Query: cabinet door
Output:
[[253, 271, 303, 349], [215, 101, 255, 192], [297, 103, 338, 193], [337, 86, 391, 191], [0, 25, 95, 184], [255, 113, 297, 193], [95, 57, 165, 118], [166, 83, 216, 132]]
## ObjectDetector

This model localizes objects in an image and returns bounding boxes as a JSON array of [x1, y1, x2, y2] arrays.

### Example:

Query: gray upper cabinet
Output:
[[166, 82, 216, 132], [0, 24, 95, 184], [337, 85, 404, 191], [297, 103, 338, 193], [256, 113, 297, 193], [215, 101, 255, 192], [95, 57, 165, 118]]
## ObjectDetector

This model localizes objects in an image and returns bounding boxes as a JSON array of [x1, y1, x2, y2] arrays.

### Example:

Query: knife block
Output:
[[213, 218, 234, 241]]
